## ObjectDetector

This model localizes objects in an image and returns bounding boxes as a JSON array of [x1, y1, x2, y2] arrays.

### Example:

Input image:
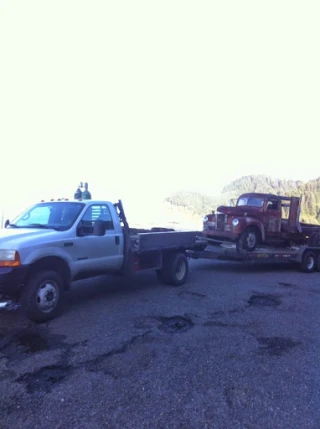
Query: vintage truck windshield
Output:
[[237, 197, 264, 208], [9, 202, 85, 230]]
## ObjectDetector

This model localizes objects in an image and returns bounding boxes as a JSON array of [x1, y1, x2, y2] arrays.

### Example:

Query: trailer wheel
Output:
[[157, 252, 189, 286], [21, 270, 65, 323], [301, 251, 316, 273], [237, 227, 260, 252]]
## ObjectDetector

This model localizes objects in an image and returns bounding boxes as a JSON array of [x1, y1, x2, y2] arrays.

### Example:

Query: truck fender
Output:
[[242, 217, 265, 241], [23, 247, 74, 279]]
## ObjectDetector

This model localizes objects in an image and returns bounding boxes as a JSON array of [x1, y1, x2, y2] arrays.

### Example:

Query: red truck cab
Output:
[[202, 192, 312, 251]]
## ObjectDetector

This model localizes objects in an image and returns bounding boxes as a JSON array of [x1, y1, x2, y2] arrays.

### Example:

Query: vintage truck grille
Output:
[[216, 213, 226, 230]]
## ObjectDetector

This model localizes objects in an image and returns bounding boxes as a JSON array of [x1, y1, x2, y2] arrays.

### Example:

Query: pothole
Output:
[[248, 294, 281, 307], [256, 337, 301, 356], [158, 316, 193, 334], [15, 331, 50, 353], [16, 365, 72, 394]]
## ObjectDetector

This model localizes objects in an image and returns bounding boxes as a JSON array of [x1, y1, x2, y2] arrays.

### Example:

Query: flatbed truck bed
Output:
[[187, 241, 320, 273]]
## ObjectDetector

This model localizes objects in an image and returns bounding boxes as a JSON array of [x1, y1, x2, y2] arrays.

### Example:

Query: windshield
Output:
[[10, 202, 85, 230], [237, 197, 264, 208]]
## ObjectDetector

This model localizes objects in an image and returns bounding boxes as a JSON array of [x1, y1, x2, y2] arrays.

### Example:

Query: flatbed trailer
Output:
[[187, 241, 320, 273]]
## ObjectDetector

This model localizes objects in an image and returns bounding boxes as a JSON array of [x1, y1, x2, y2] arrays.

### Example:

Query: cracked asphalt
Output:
[[1, 257, 320, 429]]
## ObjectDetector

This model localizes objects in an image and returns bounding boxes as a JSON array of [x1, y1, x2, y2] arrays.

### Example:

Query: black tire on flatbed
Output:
[[237, 226, 260, 252], [21, 270, 65, 323], [301, 250, 316, 273], [157, 252, 189, 286]]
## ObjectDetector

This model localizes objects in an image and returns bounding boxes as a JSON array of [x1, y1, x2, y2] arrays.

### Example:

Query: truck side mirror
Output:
[[4, 219, 10, 228], [93, 220, 105, 236]]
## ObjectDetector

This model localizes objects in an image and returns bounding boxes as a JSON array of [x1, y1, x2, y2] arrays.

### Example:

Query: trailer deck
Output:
[[187, 241, 320, 272]]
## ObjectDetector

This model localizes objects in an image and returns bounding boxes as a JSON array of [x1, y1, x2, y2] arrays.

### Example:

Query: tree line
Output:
[[165, 175, 320, 224]]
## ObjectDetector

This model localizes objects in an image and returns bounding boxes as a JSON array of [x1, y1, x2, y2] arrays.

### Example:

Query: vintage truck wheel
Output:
[[157, 252, 189, 286], [301, 251, 316, 273], [21, 270, 65, 323], [237, 227, 260, 252]]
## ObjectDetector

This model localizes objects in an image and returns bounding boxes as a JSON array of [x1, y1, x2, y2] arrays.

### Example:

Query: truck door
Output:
[[264, 199, 281, 234], [288, 196, 302, 232], [74, 203, 124, 273]]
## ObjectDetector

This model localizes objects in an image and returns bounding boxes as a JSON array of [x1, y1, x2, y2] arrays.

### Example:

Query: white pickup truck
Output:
[[0, 198, 207, 322]]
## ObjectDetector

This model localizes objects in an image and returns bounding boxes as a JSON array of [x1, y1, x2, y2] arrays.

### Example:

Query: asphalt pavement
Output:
[[1, 258, 320, 429]]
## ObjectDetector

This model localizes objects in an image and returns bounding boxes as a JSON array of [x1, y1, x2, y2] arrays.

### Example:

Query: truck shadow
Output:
[[66, 271, 162, 306]]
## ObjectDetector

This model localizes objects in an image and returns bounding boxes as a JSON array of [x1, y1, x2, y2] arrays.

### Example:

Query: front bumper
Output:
[[202, 229, 239, 242], [0, 266, 29, 299]]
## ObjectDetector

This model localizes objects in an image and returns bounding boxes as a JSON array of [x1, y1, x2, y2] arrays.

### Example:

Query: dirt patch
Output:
[[157, 316, 194, 334], [248, 294, 282, 307], [256, 336, 301, 356], [0, 327, 67, 360], [178, 291, 206, 301], [16, 365, 73, 394], [203, 321, 249, 329], [85, 331, 154, 378], [278, 282, 297, 288]]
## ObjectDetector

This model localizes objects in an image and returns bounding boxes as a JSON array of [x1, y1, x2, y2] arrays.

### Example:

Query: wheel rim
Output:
[[306, 255, 315, 270], [36, 280, 59, 313], [176, 259, 186, 281], [246, 232, 256, 249]]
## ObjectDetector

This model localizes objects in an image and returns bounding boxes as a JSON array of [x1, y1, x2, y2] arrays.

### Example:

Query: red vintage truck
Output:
[[202, 192, 320, 251]]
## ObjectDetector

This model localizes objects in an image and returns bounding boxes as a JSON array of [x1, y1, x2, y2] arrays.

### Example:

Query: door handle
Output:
[[115, 236, 120, 245]]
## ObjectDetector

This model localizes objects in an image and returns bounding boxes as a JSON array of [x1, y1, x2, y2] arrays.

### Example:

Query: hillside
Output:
[[165, 175, 320, 224]]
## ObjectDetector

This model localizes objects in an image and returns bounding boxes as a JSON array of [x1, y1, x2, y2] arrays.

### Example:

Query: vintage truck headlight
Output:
[[0, 250, 21, 267], [232, 219, 239, 227], [203, 216, 208, 222]]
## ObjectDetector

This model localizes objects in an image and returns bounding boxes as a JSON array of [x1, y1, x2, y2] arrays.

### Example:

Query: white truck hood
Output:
[[0, 228, 58, 249]]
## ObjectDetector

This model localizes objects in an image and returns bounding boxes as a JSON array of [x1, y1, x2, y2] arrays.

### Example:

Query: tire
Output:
[[237, 227, 260, 252], [301, 251, 316, 273], [157, 252, 189, 286], [21, 270, 65, 323], [316, 254, 320, 272]]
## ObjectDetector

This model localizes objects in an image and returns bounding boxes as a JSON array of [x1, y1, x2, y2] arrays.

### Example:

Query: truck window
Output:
[[237, 197, 264, 208], [266, 200, 279, 210], [21, 206, 51, 225], [11, 202, 84, 229], [80, 204, 114, 233]]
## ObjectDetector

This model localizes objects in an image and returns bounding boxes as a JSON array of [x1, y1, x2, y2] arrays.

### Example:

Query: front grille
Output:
[[216, 214, 225, 230]]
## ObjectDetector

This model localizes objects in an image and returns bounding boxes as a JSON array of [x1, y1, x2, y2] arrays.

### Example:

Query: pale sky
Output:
[[1, 1, 319, 217]]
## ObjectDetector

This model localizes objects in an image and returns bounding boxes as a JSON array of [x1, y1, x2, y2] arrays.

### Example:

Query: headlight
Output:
[[203, 216, 208, 222], [0, 249, 21, 267], [232, 219, 239, 227]]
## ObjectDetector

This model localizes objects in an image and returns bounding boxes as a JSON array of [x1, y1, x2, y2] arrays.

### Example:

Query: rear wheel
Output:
[[157, 252, 189, 286], [301, 251, 316, 273], [237, 227, 260, 252]]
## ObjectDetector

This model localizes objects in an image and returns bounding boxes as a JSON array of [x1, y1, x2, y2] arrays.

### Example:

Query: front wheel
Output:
[[21, 270, 65, 323], [237, 227, 260, 252], [157, 252, 189, 286]]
